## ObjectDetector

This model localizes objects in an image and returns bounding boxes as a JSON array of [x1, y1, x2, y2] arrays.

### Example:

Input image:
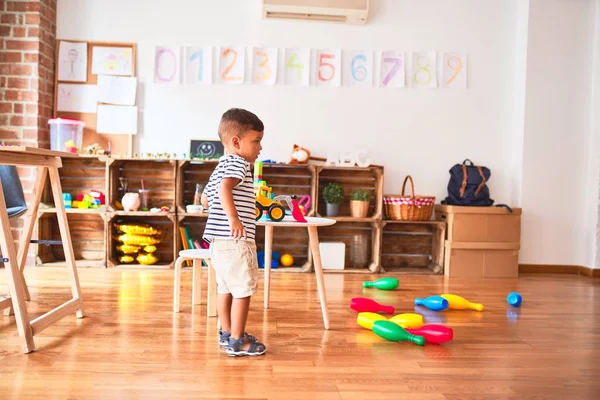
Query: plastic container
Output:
[[48, 118, 85, 153]]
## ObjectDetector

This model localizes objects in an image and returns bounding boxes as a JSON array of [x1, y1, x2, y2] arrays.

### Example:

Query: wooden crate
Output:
[[434, 205, 522, 243], [255, 224, 312, 272], [177, 214, 208, 252], [40, 155, 109, 211], [36, 212, 106, 268], [176, 160, 218, 214], [315, 221, 381, 273], [444, 241, 519, 278], [381, 220, 445, 274], [261, 163, 316, 217], [107, 213, 177, 268], [315, 165, 383, 220], [108, 158, 177, 212]]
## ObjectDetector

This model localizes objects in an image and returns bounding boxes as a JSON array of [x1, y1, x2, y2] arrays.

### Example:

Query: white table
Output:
[[257, 216, 336, 329]]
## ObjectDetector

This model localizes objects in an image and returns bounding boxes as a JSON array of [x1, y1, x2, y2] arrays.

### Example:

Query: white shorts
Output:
[[209, 239, 259, 298]]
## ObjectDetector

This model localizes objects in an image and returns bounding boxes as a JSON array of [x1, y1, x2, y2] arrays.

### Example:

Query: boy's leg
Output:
[[230, 296, 251, 340], [217, 293, 233, 333]]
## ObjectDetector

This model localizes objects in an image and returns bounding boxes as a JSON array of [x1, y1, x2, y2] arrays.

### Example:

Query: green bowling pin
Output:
[[363, 277, 399, 290], [372, 320, 425, 346]]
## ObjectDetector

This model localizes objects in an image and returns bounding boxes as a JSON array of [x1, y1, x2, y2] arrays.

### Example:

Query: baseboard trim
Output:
[[519, 264, 600, 278]]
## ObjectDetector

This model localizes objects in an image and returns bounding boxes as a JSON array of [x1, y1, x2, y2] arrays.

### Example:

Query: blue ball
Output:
[[507, 292, 522, 307]]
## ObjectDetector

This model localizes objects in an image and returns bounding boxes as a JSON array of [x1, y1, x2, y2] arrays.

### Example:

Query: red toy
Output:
[[350, 297, 395, 314], [405, 324, 454, 344]]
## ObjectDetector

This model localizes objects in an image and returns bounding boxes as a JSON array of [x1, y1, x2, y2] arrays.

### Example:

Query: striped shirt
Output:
[[202, 154, 256, 242]]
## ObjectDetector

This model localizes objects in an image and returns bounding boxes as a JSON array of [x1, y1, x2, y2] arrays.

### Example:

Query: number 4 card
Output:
[[442, 52, 467, 88], [284, 48, 310, 86], [380, 51, 405, 88]]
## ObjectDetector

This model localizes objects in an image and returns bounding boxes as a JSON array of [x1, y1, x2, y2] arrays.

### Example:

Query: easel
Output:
[[0, 147, 84, 353], [54, 40, 137, 157]]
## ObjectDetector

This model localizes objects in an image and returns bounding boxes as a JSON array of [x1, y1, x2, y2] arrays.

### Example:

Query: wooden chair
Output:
[[173, 249, 217, 317]]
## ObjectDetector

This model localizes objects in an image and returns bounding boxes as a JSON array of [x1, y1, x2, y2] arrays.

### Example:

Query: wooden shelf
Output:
[[38, 206, 107, 215], [324, 216, 381, 222], [110, 211, 173, 217], [36, 260, 106, 268]]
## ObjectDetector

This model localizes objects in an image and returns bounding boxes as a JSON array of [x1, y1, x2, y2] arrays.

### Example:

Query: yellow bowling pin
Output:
[[441, 293, 484, 311], [389, 313, 423, 329], [357, 312, 387, 330]]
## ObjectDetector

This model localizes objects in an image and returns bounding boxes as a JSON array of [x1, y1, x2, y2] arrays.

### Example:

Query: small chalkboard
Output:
[[189, 139, 224, 159]]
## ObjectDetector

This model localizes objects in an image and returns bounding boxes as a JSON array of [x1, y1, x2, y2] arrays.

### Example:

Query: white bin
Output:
[[48, 118, 84, 153]]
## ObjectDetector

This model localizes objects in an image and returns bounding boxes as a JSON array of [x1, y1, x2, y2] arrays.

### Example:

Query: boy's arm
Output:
[[201, 193, 208, 209], [219, 177, 246, 239]]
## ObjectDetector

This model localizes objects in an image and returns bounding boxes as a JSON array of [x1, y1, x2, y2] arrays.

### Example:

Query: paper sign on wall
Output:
[[344, 51, 373, 87], [97, 75, 137, 106], [56, 84, 98, 113], [154, 46, 180, 84], [442, 52, 467, 88], [252, 47, 278, 85], [316, 49, 341, 87], [183, 46, 213, 84], [218, 46, 245, 84], [411, 52, 437, 89], [284, 48, 310, 86], [380, 51, 405, 88], [91, 46, 133, 76], [58, 41, 87, 82], [96, 105, 138, 134]]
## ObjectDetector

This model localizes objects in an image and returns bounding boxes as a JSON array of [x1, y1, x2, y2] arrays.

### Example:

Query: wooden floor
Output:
[[1, 267, 599, 399]]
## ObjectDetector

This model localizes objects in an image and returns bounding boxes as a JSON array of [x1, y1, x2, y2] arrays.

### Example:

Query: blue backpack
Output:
[[442, 159, 494, 206]]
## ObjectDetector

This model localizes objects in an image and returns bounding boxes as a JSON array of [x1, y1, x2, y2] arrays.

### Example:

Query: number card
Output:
[[154, 46, 180, 84], [284, 48, 310, 86], [252, 47, 278, 85], [184, 46, 213, 84], [411, 52, 437, 88], [380, 51, 405, 88], [442, 52, 467, 88], [316, 49, 341, 87], [219, 46, 245, 84], [344, 51, 373, 87]]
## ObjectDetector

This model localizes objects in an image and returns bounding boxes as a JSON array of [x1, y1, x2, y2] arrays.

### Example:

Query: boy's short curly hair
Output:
[[218, 108, 264, 143]]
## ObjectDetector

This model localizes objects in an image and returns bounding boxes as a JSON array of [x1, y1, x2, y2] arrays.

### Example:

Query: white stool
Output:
[[173, 249, 217, 317]]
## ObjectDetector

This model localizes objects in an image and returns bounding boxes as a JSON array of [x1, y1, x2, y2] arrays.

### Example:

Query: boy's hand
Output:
[[230, 218, 247, 240]]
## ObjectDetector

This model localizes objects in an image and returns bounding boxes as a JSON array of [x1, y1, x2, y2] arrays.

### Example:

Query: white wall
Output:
[[57, 0, 600, 268], [520, 0, 596, 266], [57, 0, 519, 201]]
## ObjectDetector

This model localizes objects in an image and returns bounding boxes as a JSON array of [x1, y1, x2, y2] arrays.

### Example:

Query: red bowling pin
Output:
[[405, 324, 454, 344], [350, 297, 395, 314]]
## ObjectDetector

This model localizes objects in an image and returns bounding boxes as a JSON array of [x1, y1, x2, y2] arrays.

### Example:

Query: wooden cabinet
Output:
[[34, 156, 444, 274]]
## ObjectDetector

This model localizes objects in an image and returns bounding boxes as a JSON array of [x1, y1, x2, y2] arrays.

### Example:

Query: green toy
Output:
[[363, 277, 399, 290], [372, 320, 425, 346]]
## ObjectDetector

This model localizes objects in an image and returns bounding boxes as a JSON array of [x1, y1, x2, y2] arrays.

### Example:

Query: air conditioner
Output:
[[262, 0, 369, 25]]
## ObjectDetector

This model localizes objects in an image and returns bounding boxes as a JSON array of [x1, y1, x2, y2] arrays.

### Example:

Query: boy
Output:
[[201, 108, 266, 357]]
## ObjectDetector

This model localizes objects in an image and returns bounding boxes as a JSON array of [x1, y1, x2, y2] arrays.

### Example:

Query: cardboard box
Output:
[[443, 241, 519, 278], [435, 205, 521, 243]]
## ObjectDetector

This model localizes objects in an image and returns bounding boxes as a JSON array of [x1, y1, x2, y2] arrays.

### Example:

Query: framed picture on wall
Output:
[[189, 139, 224, 160]]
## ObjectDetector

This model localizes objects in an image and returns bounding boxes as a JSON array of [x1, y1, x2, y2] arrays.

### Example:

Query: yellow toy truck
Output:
[[255, 185, 285, 222]]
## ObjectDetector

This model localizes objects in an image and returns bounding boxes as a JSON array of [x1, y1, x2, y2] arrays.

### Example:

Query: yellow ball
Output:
[[280, 253, 294, 267]]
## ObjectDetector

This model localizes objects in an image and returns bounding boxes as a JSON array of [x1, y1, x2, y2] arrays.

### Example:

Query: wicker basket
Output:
[[383, 175, 435, 221]]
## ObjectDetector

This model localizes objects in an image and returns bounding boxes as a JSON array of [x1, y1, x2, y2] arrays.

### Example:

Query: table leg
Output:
[[48, 166, 84, 319], [263, 225, 273, 309], [0, 179, 35, 353], [192, 259, 202, 305], [5, 166, 47, 317], [308, 226, 330, 330]]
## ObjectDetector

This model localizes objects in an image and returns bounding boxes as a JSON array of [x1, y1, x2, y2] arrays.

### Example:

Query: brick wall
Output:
[[0, 0, 57, 257]]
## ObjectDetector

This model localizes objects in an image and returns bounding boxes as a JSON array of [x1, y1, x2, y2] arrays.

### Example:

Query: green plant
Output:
[[322, 182, 344, 204], [351, 188, 371, 201]]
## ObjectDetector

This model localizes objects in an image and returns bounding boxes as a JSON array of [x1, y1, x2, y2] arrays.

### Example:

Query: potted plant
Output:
[[350, 188, 371, 218], [322, 182, 344, 217]]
